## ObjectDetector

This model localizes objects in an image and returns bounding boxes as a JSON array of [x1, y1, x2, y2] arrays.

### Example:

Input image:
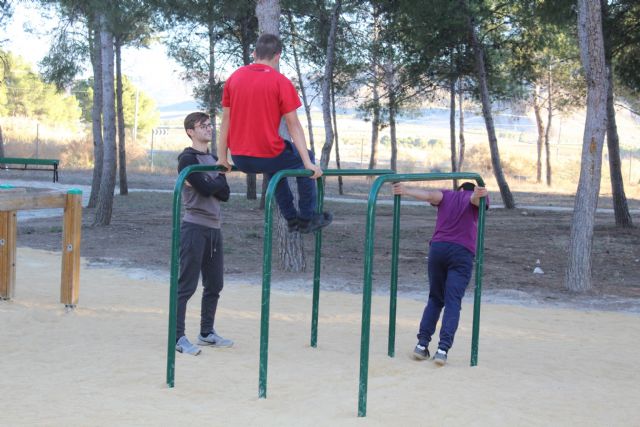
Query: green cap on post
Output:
[[67, 189, 82, 195]]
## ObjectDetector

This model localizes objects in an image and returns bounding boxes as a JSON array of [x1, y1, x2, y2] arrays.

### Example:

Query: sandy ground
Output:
[[1, 248, 639, 426]]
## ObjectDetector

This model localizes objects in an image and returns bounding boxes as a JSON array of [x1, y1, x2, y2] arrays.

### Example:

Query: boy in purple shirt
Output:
[[392, 181, 489, 366]]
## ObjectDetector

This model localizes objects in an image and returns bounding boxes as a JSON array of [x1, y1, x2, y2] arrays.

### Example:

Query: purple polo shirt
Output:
[[431, 190, 488, 254]]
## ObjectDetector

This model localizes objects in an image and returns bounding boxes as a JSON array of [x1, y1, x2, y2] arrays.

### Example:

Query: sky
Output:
[[1, 3, 196, 108]]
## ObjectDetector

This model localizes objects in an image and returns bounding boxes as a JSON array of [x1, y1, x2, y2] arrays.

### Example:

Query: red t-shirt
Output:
[[222, 63, 302, 157]]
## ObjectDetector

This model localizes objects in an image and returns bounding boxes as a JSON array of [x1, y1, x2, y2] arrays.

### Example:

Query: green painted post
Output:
[[258, 170, 283, 398], [260, 168, 394, 398], [311, 177, 324, 348], [309, 169, 394, 348], [167, 165, 234, 388], [388, 195, 401, 357], [358, 172, 486, 417], [259, 169, 315, 397], [358, 176, 387, 417], [471, 195, 487, 366]]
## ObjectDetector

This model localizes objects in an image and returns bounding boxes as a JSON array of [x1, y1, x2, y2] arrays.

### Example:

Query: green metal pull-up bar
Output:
[[166, 166, 394, 389], [166, 167, 487, 420], [258, 168, 394, 399], [357, 172, 487, 417]]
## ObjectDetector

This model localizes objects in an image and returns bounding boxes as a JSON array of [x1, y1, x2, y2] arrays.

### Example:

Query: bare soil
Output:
[[6, 169, 640, 311]]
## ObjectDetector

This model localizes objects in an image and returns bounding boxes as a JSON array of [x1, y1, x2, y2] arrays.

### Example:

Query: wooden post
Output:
[[60, 190, 82, 307], [0, 210, 17, 299]]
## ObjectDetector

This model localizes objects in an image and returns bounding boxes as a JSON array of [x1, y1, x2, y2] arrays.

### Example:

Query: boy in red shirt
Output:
[[217, 33, 332, 233]]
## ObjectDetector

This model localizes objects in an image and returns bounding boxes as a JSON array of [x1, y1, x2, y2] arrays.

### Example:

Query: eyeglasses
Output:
[[196, 123, 213, 129]]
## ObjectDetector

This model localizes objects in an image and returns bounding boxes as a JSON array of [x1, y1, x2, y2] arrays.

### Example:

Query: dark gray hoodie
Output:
[[177, 147, 230, 229]]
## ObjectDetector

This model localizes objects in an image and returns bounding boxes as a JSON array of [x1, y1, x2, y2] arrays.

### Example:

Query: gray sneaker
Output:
[[412, 344, 430, 360], [198, 329, 233, 347], [433, 348, 447, 366], [176, 336, 201, 356]]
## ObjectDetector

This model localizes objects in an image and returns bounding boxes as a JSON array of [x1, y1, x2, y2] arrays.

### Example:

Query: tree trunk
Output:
[[88, 21, 103, 209], [256, 0, 305, 272], [564, 0, 608, 292], [449, 75, 458, 189], [240, 13, 257, 201], [211, 113, 217, 153], [277, 211, 306, 271], [389, 94, 397, 171], [544, 68, 553, 186], [368, 79, 380, 170], [115, 39, 128, 196], [287, 11, 315, 155], [256, 0, 280, 34], [533, 84, 544, 184], [466, 8, 515, 208], [458, 79, 465, 170], [208, 20, 218, 155], [94, 13, 117, 226], [368, 8, 381, 172], [600, 0, 633, 228], [605, 66, 633, 228], [331, 80, 343, 194], [319, 0, 342, 169]]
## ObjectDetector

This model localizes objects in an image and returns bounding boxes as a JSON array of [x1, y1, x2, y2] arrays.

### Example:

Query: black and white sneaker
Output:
[[433, 348, 447, 366], [412, 344, 430, 360]]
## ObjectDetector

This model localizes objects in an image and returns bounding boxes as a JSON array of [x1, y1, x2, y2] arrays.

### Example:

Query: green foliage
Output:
[[158, 0, 258, 113], [0, 50, 81, 126], [39, 23, 88, 91], [72, 74, 159, 133], [607, 0, 640, 94], [0, 0, 12, 28]]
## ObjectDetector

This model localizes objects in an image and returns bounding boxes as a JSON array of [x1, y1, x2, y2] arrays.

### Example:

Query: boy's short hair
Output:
[[457, 182, 476, 191], [254, 33, 282, 60], [184, 112, 210, 137]]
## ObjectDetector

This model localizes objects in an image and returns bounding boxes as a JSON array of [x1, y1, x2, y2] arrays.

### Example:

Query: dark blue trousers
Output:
[[232, 140, 317, 221], [176, 222, 224, 339], [417, 242, 474, 352]]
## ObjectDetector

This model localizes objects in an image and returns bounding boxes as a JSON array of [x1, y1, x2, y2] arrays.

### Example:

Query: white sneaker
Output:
[[198, 329, 233, 347], [176, 336, 201, 355]]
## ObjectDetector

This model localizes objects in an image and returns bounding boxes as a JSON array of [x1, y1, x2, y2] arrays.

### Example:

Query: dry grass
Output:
[[2, 112, 639, 199]]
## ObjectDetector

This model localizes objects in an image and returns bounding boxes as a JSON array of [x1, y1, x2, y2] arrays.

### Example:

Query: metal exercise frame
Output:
[[257, 168, 394, 400], [356, 172, 487, 417], [166, 166, 394, 388], [166, 168, 487, 419]]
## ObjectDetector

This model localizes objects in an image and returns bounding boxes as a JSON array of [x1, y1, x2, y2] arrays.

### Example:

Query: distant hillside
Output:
[[158, 100, 200, 120]]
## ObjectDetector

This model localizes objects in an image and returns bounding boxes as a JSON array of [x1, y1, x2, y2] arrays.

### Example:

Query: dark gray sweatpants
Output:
[[176, 221, 224, 340]]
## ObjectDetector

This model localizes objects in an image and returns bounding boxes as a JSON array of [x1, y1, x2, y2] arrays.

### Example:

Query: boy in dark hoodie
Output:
[[175, 112, 232, 356]]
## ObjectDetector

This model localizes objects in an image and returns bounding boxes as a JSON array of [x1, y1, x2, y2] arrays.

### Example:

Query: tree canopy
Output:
[[0, 49, 81, 125]]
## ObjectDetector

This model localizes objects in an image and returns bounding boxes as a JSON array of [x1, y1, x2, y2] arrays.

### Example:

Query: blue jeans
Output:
[[232, 140, 317, 221], [417, 242, 474, 352]]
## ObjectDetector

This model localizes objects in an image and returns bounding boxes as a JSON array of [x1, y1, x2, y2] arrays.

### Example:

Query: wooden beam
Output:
[[0, 191, 66, 211], [0, 210, 17, 299], [60, 192, 82, 306]]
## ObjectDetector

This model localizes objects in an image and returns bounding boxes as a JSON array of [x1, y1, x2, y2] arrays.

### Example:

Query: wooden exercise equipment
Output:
[[0, 187, 82, 307]]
